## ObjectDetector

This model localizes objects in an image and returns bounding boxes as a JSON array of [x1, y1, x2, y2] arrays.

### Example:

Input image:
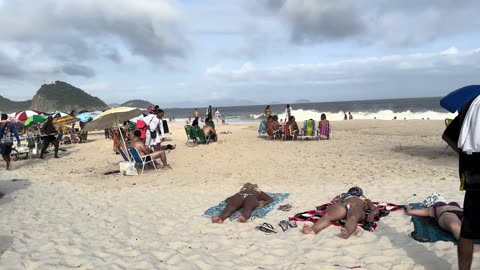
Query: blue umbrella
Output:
[[440, 85, 480, 113], [76, 111, 101, 123]]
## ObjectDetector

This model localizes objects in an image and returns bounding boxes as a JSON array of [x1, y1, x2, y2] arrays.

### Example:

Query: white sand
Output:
[[0, 120, 478, 269]]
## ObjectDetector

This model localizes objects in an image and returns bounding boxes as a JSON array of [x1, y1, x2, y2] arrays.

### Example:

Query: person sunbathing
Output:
[[212, 183, 273, 224], [266, 115, 282, 138], [129, 130, 171, 169], [303, 186, 379, 238], [285, 116, 299, 139], [405, 202, 479, 251]]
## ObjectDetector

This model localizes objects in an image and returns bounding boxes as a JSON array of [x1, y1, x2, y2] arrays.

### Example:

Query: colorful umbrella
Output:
[[52, 115, 78, 127], [23, 114, 47, 126], [52, 111, 69, 118], [440, 85, 480, 113], [76, 111, 102, 123], [14, 110, 42, 122]]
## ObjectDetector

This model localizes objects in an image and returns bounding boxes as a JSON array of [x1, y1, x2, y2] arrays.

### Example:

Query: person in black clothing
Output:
[[442, 97, 480, 270], [0, 114, 21, 170], [40, 116, 60, 159]]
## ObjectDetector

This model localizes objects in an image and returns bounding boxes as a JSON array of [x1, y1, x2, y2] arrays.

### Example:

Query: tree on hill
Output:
[[0, 95, 31, 113]]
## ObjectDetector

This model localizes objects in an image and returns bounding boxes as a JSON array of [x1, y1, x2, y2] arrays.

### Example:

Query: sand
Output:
[[0, 120, 478, 270]]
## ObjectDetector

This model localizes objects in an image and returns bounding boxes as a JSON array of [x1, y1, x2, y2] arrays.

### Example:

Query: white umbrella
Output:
[[84, 107, 144, 131]]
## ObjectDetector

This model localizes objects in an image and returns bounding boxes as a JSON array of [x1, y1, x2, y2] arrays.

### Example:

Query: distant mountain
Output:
[[0, 96, 31, 113], [108, 103, 121, 108], [120, 99, 153, 108], [31, 81, 108, 112], [295, 99, 311, 104]]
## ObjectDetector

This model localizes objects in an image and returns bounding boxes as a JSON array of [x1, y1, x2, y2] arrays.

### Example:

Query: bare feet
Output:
[[159, 164, 172, 170], [212, 216, 223, 224], [302, 224, 316, 235], [340, 227, 351, 239], [237, 214, 247, 223]]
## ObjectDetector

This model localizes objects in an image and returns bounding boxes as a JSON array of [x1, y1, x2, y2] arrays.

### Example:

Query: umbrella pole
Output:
[[116, 114, 130, 162]]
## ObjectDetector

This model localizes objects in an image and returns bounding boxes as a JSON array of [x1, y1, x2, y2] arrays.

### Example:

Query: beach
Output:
[[0, 120, 477, 270]]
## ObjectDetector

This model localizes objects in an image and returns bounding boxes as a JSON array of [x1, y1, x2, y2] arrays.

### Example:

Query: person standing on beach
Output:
[[144, 109, 162, 151], [442, 96, 480, 270], [39, 116, 60, 159], [0, 114, 21, 170], [264, 105, 272, 119], [206, 105, 213, 120], [284, 104, 292, 123], [215, 108, 221, 124], [194, 108, 200, 121], [344, 113, 348, 120], [348, 112, 353, 120]]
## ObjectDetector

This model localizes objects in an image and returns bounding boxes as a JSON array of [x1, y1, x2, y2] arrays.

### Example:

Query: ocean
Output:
[[164, 97, 456, 123]]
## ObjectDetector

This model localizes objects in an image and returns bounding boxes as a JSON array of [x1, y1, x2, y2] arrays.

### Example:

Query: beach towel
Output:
[[409, 203, 480, 244], [203, 193, 289, 220], [290, 201, 403, 232]]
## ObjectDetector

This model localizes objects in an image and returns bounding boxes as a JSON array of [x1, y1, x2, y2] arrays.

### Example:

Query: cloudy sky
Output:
[[0, 0, 479, 107]]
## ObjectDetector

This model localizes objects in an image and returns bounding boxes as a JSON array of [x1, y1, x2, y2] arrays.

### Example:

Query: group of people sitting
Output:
[[191, 116, 218, 142], [265, 113, 330, 140]]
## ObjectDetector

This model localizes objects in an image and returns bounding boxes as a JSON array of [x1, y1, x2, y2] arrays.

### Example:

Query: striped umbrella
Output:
[[14, 110, 42, 122], [52, 115, 78, 127]]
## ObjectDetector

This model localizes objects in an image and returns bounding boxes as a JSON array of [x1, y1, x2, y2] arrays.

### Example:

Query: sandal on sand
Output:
[[277, 204, 292, 211], [256, 223, 278, 234], [287, 220, 297, 228], [278, 220, 289, 232]]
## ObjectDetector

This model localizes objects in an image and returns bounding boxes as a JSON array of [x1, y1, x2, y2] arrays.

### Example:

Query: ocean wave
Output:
[[249, 109, 456, 121]]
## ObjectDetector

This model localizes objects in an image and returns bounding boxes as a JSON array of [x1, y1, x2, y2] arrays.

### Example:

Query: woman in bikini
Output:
[[212, 183, 273, 224], [303, 186, 379, 238], [406, 202, 464, 241]]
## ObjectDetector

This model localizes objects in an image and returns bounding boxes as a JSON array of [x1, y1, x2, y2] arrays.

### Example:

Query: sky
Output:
[[0, 0, 480, 107]]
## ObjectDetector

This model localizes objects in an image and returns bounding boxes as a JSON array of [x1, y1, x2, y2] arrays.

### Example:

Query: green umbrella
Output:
[[23, 114, 47, 126]]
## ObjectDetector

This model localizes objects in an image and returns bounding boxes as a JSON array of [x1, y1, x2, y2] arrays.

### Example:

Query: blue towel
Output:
[[203, 192, 289, 220], [410, 203, 480, 244]]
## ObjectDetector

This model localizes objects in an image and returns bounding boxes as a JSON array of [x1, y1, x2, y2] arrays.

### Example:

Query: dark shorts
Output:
[[145, 156, 152, 162], [0, 143, 13, 156], [460, 190, 480, 239]]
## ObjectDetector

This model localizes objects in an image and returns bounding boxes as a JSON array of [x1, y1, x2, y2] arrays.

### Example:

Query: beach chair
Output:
[[118, 147, 130, 162], [184, 125, 196, 145], [301, 119, 318, 140], [282, 124, 296, 140], [443, 118, 454, 152], [128, 147, 157, 174], [191, 126, 212, 144], [258, 120, 267, 137], [318, 122, 331, 140]]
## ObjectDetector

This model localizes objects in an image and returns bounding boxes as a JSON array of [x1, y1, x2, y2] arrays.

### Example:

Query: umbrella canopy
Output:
[[23, 114, 47, 126], [52, 115, 78, 127], [14, 110, 42, 122], [76, 111, 102, 123], [84, 107, 144, 131], [440, 85, 480, 113], [52, 111, 69, 118]]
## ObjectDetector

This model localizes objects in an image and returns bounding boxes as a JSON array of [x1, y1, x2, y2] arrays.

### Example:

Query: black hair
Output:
[[133, 130, 141, 137], [289, 115, 294, 121], [192, 119, 199, 126], [267, 115, 273, 120], [321, 113, 326, 120], [1, 114, 7, 120]]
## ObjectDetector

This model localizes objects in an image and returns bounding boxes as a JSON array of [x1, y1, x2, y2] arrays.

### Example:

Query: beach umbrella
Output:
[[52, 115, 77, 127], [440, 85, 480, 113], [84, 107, 144, 131], [76, 111, 101, 123], [23, 114, 47, 126], [52, 111, 69, 118], [14, 110, 42, 122]]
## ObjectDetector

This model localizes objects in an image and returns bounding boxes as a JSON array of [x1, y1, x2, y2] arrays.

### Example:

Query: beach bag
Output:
[[119, 161, 138, 176], [0, 122, 14, 146], [147, 118, 157, 139]]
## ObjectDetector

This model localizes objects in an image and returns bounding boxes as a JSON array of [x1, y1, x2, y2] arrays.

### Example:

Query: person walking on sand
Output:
[[39, 116, 60, 159], [0, 114, 21, 170], [303, 186, 379, 238], [212, 183, 273, 223]]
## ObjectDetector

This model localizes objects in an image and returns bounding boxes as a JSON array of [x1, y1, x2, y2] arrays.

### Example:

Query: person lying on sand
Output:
[[303, 186, 379, 238], [405, 202, 480, 252], [212, 183, 273, 224], [130, 130, 171, 169]]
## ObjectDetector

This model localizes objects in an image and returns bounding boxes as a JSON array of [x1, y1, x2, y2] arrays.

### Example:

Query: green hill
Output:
[[31, 81, 108, 112], [120, 99, 153, 108], [0, 96, 31, 113]]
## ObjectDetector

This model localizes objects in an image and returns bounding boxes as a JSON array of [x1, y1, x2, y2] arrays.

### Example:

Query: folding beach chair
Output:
[[282, 124, 296, 140], [318, 122, 331, 140], [191, 126, 212, 144], [118, 147, 130, 162], [443, 118, 454, 153], [301, 119, 318, 140], [128, 147, 157, 174], [184, 125, 196, 145]]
